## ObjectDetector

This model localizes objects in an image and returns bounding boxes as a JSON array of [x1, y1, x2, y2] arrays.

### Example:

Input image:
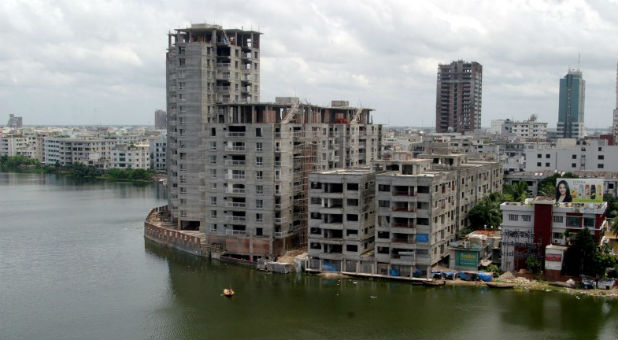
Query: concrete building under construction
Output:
[[165, 24, 382, 261]]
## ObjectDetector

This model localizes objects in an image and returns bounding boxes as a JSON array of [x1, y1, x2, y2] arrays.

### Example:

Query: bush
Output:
[[526, 254, 542, 274]]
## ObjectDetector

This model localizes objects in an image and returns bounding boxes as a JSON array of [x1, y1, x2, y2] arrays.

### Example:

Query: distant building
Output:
[[435, 60, 482, 133], [557, 69, 585, 139], [524, 138, 618, 172], [155, 110, 167, 130], [0, 136, 43, 161], [612, 63, 618, 139], [7, 114, 23, 128], [111, 144, 150, 169], [43, 138, 115, 169], [149, 134, 167, 171]]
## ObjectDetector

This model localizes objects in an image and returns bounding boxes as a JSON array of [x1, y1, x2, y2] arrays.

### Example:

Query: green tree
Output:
[[592, 244, 618, 279], [503, 181, 528, 202], [564, 228, 597, 277], [467, 197, 502, 229], [525, 254, 542, 274]]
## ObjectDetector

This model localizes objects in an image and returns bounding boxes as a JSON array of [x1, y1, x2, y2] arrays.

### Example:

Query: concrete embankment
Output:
[[144, 206, 212, 257]]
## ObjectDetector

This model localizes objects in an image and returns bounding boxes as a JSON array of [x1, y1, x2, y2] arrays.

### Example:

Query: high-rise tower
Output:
[[166, 24, 261, 229], [435, 61, 483, 133], [557, 68, 585, 139], [612, 60, 618, 139]]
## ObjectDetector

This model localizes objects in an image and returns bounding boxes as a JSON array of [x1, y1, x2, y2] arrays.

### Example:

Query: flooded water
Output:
[[1, 173, 616, 339]]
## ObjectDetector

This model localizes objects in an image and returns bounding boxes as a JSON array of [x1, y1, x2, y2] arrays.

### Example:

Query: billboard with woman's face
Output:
[[555, 178, 603, 203]]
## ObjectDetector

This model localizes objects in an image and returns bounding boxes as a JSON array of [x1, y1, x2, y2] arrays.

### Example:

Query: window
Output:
[[553, 215, 563, 223], [256, 213, 263, 222], [256, 171, 263, 180], [211, 128, 216, 136], [553, 232, 563, 239], [537, 154, 542, 158], [545, 154, 550, 158], [537, 162, 541, 166], [346, 214, 359, 222], [378, 184, 390, 192], [378, 200, 390, 208], [508, 214, 518, 221], [256, 157, 263, 166], [210, 183, 217, 190], [583, 217, 595, 228], [256, 185, 264, 194], [346, 244, 358, 252], [209, 155, 217, 164], [256, 128, 263, 137], [572, 154, 577, 159], [256, 200, 263, 209], [256, 228, 263, 236], [347, 183, 359, 191], [545, 162, 550, 167], [209, 169, 217, 178], [210, 197, 217, 205], [522, 215, 531, 222], [347, 199, 359, 206], [209, 141, 217, 150], [572, 163, 576, 168], [598, 155, 604, 160], [256, 142, 263, 151], [598, 164, 604, 169], [210, 210, 217, 218], [566, 216, 581, 228]]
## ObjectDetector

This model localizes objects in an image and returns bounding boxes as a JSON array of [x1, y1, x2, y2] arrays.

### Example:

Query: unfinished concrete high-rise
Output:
[[166, 24, 261, 229], [435, 61, 482, 133], [165, 24, 383, 260]]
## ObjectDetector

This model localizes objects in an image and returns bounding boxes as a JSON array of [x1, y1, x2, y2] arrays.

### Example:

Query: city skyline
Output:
[[0, 0, 617, 128]]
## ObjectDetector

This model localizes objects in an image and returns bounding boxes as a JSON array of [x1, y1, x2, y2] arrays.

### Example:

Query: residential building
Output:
[[448, 230, 501, 272], [111, 143, 150, 169], [6, 114, 23, 128], [155, 109, 167, 130], [524, 138, 618, 172], [307, 169, 376, 273], [149, 134, 167, 171], [166, 23, 261, 229], [0, 136, 43, 161], [43, 137, 115, 168], [307, 154, 502, 278], [500, 197, 607, 273], [435, 60, 482, 133], [557, 69, 585, 139], [201, 99, 382, 261]]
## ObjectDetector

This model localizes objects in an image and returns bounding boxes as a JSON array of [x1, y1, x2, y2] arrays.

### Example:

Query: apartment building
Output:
[[200, 99, 382, 261], [435, 60, 483, 133], [307, 169, 376, 272], [0, 136, 43, 161], [307, 154, 502, 278], [524, 138, 618, 172], [500, 197, 607, 273], [149, 134, 167, 171], [43, 138, 115, 168], [166, 24, 261, 228], [111, 144, 150, 169], [490, 115, 548, 140]]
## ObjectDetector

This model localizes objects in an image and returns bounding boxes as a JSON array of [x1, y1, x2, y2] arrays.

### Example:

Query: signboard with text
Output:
[[455, 250, 478, 267], [555, 178, 603, 203]]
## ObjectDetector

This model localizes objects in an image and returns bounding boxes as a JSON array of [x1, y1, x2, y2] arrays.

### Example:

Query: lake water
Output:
[[1, 173, 616, 339]]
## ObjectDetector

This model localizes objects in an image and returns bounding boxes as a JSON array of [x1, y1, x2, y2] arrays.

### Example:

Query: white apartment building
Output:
[[490, 115, 548, 140], [43, 138, 115, 168], [524, 138, 618, 172], [307, 169, 376, 273], [111, 144, 150, 169], [0, 136, 43, 161]]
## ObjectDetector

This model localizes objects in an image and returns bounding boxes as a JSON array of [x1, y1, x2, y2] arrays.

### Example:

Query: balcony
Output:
[[225, 145, 246, 152], [274, 217, 287, 224], [226, 215, 247, 222], [228, 188, 246, 194], [225, 202, 246, 208], [225, 132, 246, 138], [392, 237, 415, 244], [393, 191, 416, 197], [392, 205, 415, 212], [225, 160, 246, 166], [227, 174, 245, 181]]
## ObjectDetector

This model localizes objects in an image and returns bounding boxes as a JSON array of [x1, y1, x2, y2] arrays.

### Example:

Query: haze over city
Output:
[[1, 0, 617, 127]]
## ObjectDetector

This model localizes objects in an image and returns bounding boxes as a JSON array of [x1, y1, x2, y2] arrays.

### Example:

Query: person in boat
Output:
[[555, 180, 572, 203]]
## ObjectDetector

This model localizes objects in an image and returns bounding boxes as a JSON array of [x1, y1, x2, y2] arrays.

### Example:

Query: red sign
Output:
[[546, 254, 562, 262]]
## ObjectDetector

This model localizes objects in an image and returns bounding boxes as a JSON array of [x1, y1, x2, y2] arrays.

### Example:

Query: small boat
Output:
[[486, 282, 515, 289], [223, 288, 235, 297], [424, 279, 445, 286]]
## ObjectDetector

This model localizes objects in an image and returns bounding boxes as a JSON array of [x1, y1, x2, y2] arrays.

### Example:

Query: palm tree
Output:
[[503, 182, 528, 202]]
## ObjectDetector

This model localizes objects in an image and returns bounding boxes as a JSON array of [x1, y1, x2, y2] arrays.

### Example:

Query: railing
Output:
[[229, 188, 246, 194], [225, 229, 247, 236], [226, 132, 245, 138], [392, 238, 415, 244], [393, 191, 416, 197], [225, 160, 246, 166], [274, 217, 287, 224], [225, 202, 246, 208], [226, 146, 246, 151], [227, 216, 246, 222]]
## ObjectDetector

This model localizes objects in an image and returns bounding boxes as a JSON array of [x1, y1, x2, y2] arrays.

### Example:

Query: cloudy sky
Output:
[[1, 0, 617, 128]]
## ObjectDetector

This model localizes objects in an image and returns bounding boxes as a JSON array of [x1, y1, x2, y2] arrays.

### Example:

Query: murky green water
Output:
[[1, 173, 616, 339]]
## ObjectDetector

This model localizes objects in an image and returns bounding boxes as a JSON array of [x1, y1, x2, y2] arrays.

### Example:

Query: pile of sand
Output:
[[498, 271, 516, 281]]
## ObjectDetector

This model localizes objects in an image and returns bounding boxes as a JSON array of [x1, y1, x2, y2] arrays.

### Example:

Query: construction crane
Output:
[[281, 100, 300, 124], [350, 107, 363, 125]]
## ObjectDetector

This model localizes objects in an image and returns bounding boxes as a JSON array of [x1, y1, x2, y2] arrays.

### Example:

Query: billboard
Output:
[[455, 250, 478, 267], [555, 178, 603, 203]]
